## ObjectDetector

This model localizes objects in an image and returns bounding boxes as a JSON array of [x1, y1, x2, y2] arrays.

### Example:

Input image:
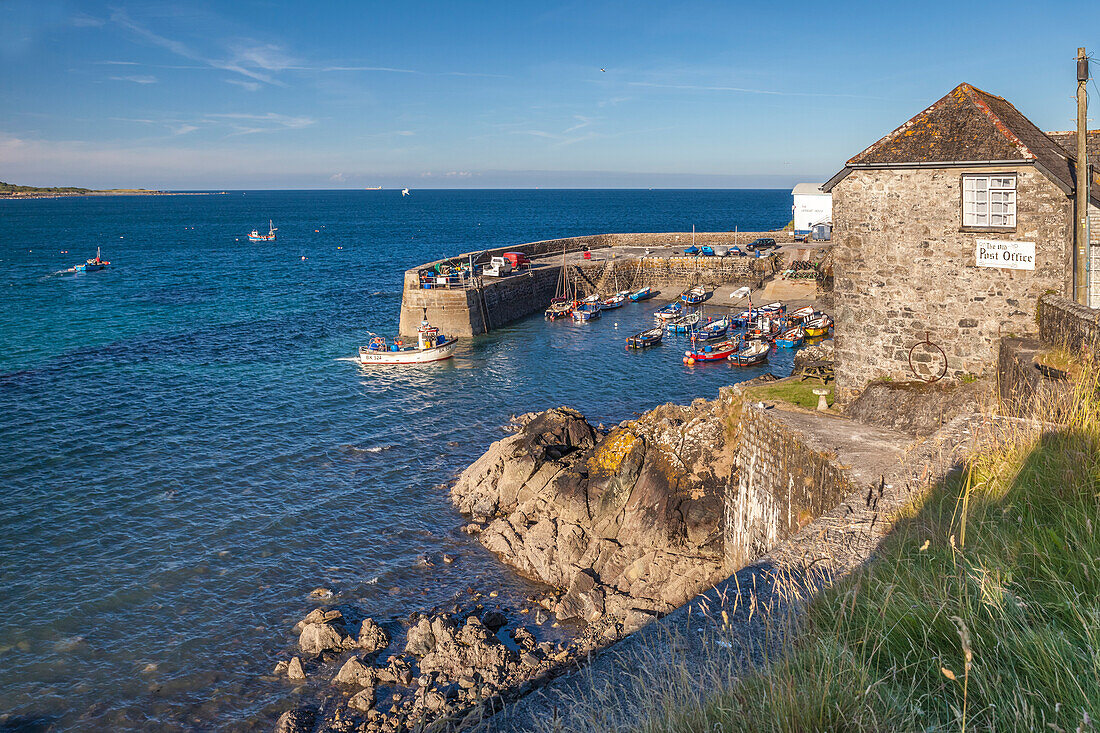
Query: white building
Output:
[[791, 183, 832, 235]]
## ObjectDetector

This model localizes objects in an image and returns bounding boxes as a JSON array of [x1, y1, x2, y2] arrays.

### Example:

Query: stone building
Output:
[[823, 82, 1100, 401]]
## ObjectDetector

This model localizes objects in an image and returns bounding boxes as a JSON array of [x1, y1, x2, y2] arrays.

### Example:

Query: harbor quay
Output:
[[397, 230, 824, 336]]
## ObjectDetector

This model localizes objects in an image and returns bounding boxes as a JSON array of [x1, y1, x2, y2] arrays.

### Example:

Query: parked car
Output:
[[745, 237, 778, 252], [700, 245, 715, 256]]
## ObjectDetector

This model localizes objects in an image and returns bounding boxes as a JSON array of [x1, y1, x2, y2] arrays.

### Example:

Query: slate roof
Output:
[[826, 83, 1100, 202], [792, 182, 827, 196], [1046, 130, 1100, 167]]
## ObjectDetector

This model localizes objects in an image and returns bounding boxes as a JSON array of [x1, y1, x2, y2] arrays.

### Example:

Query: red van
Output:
[[503, 252, 530, 269]]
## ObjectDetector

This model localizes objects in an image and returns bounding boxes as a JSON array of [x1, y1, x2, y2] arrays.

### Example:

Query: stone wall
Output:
[[726, 405, 854, 569], [1089, 203, 1100, 308], [831, 165, 1073, 402], [1037, 292, 1100, 355]]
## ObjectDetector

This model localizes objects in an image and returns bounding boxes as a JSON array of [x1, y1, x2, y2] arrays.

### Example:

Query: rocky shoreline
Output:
[[267, 384, 767, 733]]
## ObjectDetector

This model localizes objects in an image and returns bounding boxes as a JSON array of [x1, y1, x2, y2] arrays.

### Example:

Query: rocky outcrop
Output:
[[451, 392, 741, 629]]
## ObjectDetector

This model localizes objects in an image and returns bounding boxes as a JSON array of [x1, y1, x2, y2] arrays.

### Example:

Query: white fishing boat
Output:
[[358, 318, 457, 365], [248, 220, 277, 242]]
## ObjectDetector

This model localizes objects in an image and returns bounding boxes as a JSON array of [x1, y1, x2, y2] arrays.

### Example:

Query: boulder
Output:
[[332, 656, 376, 687], [357, 618, 390, 653], [273, 706, 316, 733], [286, 656, 306, 680], [297, 608, 357, 654]]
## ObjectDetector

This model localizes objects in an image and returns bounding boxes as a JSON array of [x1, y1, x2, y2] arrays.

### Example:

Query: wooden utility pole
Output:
[[1075, 47, 1089, 304]]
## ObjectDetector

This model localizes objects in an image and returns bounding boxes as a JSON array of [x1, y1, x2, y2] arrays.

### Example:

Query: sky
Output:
[[1, 0, 1099, 189]]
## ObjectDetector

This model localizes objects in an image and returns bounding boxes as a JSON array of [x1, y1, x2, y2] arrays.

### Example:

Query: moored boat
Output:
[[572, 300, 602, 322], [787, 305, 815, 323], [654, 302, 683, 321], [666, 310, 702, 333], [73, 247, 109, 272], [248, 220, 278, 242], [758, 301, 785, 316], [600, 292, 628, 310], [803, 314, 833, 337], [728, 340, 770, 366], [626, 326, 664, 349], [544, 297, 573, 320], [694, 316, 729, 341], [680, 285, 708, 305], [629, 286, 657, 302], [775, 326, 804, 348], [684, 337, 740, 363], [358, 319, 457, 365]]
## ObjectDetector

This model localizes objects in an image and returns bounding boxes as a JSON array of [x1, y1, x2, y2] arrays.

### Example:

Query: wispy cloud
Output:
[[395, 130, 415, 136], [205, 112, 316, 135], [322, 65, 418, 74], [225, 79, 262, 92], [330, 172, 346, 182], [95, 60, 140, 65], [71, 13, 104, 28], [111, 74, 158, 84]]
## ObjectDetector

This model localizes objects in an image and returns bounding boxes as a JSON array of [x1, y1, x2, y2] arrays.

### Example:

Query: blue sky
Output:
[[2, 0, 1098, 189]]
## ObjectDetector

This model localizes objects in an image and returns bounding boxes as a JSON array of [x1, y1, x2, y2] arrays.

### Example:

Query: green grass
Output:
[[632, 368, 1100, 733], [745, 380, 834, 410], [0, 181, 90, 194]]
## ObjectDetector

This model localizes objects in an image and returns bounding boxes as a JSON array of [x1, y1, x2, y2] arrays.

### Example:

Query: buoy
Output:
[[684, 357, 695, 365]]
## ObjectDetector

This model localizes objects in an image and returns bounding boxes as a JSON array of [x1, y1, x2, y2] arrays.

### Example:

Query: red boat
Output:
[[683, 337, 740, 363]]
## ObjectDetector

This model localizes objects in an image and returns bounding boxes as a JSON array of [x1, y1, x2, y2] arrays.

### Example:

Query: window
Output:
[[963, 174, 1016, 228]]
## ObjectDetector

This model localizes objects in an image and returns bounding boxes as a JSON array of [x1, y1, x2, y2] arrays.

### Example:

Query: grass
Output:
[[543, 360, 1100, 733], [745, 379, 834, 410]]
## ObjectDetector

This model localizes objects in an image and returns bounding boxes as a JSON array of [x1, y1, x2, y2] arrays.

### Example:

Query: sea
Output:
[[0, 189, 793, 731]]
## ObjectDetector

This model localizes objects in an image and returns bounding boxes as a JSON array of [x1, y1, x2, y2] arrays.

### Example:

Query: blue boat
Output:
[[666, 311, 702, 333], [683, 245, 700, 255], [700, 245, 715, 256], [629, 286, 657, 302], [73, 247, 109, 272], [680, 286, 707, 305], [572, 301, 602, 322], [654, 302, 683, 321], [693, 317, 729, 341], [775, 326, 804, 348]]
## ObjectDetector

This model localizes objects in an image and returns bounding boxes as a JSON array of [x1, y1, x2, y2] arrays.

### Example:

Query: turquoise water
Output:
[[0, 189, 792, 730]]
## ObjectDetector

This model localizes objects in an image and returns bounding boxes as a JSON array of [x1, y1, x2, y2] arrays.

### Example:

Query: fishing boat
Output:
[[629, 286, 657, 302], [73, 247, 109, 272], [572, 300, 601, 322], [694, 317, 729, 341], [758, 301, 785, 316], [728, 340, 770, 366], [626, 326, 664, 349], [666, 311, 702, 333], [654, 302, 683, 321], [600, 292, 629, 310], [803, 315, 833, 338], [684, 337, 740, 363], [730, 309, 753, 327], [248, 220, 277, 242], [358, 318, 457, 365], [788, 305, 815, 323], [544, 298, 573, 320], [775, 326, 804, 348], [680, 285, 708, 305]]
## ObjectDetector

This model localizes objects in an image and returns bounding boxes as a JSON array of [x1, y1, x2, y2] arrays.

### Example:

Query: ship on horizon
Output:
[[364, 186, 383, 190]]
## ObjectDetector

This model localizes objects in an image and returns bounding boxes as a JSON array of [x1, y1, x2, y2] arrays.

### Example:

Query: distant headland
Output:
[[0, 182, 222, 200]]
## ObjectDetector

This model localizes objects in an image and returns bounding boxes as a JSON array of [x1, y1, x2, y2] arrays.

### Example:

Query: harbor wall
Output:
[[399, 232, 782, 336]]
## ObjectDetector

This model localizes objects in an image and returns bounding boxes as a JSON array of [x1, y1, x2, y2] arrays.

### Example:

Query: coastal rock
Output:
[[451, 392, 739, 624], [404, 614, 519, 686], [333, 656, 377, 687], [357, 618, 390, 653], [297, 608, 357, 654], [273, 705, 316, 733], [286, 656, 306, 681]]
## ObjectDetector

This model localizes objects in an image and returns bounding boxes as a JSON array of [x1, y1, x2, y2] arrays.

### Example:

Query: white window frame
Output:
[[962, 174, 1016, 229]]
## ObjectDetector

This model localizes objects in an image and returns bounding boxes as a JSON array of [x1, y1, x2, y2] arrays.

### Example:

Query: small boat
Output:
[[680, 286, 708, 305], [629, 286, 657, 302], [684, 337, 740, 362], [700, 245, 715, 256], [666, 311, 702, 333], [654, 302, 683, 321], [758, 301, 785, 316], [683, 245, 700, 256], [572, 300, 602, 322], [728, 340, 770, 366], [544, 297, 574, 321], [803, 315, 833, 338], [248, 220, 277, 242], [73, 247, 109, 272], [694, 317, 729, 341], [730, 309, 753, 327], [358, 319, 457, 365], [626, 326, 664, 349], [600, 292, 629, 310], [788, 305, 815, 323], [774, 326, 804, 348]]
